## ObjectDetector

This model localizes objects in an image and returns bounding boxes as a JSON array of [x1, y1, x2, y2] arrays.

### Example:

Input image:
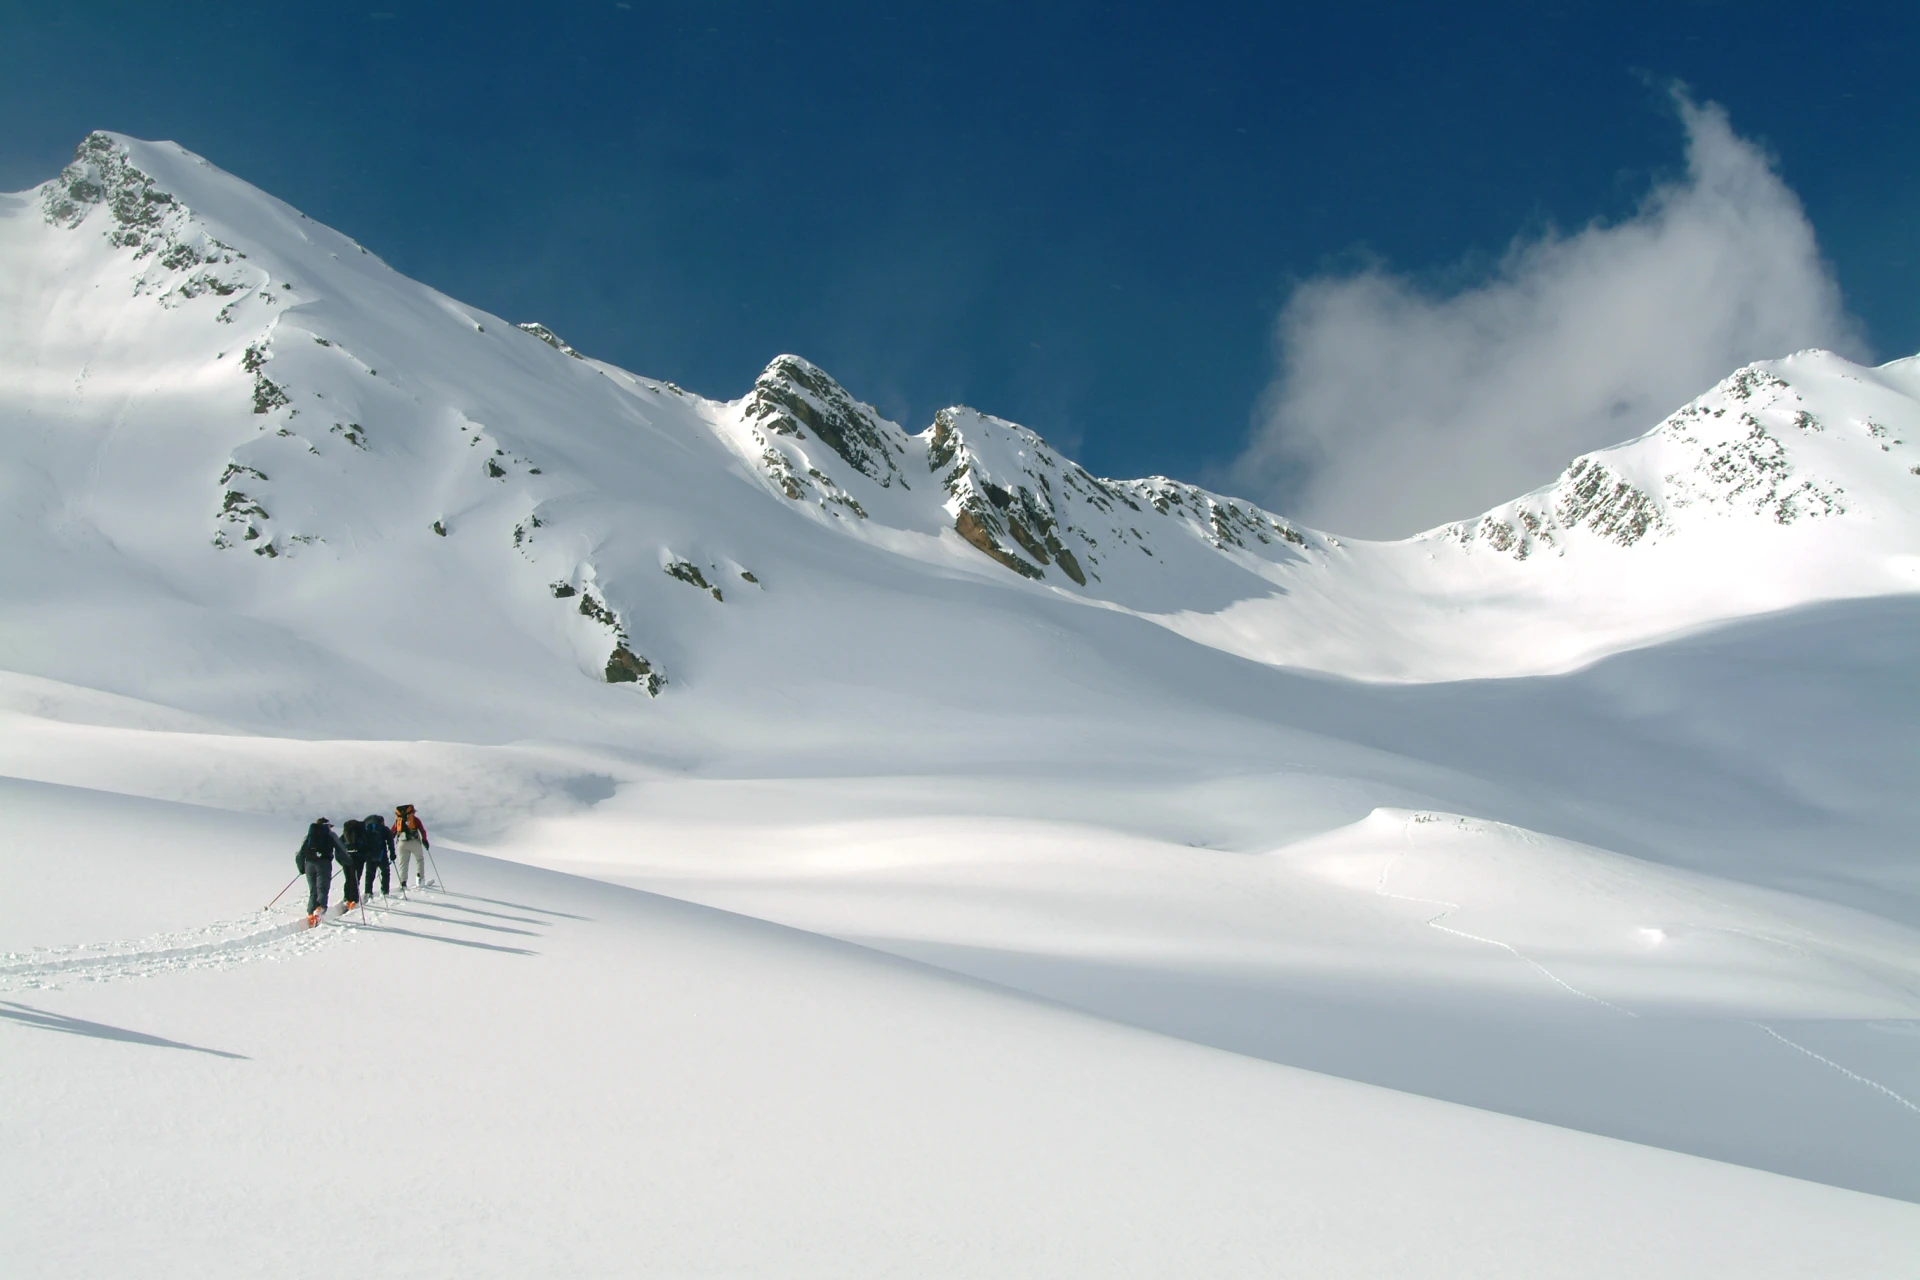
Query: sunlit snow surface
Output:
[[3, 133, 1919, 1273]]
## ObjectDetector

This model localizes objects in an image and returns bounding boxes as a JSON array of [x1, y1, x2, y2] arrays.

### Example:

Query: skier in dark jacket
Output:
[[294, 818, 345, 925], [360, 813, 395, 899], [337, 819, 368, 912]]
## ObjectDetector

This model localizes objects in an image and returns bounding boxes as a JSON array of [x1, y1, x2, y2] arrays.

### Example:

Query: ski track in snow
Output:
[[0, 898, 390, 991], [1746, 1021, 1920, 1120], [1378, 815, 1639, 1017], [1378, 814, 1920, 1123]]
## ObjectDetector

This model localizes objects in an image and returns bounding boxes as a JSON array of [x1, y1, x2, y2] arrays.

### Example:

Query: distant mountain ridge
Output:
[[3, 130, 1917, 724], [1436, 356, 1905, 560]]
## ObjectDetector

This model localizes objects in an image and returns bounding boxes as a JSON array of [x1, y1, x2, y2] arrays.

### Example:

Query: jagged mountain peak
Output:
[[38, 132, 259, 301], [912, 404, 1313, 591], [742, 353, 908, 489], [1430, 348, 1920, 563], [42, 131, 174, 234]]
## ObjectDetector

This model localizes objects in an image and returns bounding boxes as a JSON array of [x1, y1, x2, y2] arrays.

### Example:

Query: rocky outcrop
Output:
[[43, 131, 181, 250], [664, 560, 723, 602], [604, 645, 664, 694], [923, 406, 1304, 588], [43, 133, 254, 308], [1441, 361, 1853, 561], [744, 356, 907, 489], [517, 322, 584, 359], [561, 584, 666, 696], [243, 342, 290, 414]]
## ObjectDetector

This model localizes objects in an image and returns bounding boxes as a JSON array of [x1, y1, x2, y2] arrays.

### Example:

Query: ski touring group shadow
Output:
[[0, 999, 250, 1059]]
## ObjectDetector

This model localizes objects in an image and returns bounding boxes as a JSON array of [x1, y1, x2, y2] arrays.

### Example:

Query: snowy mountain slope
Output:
[[7, 130, 1920, 1235], [8, 132, 1917, 721], [7, 777, 1920, 1280], [6, 578, 1917, 1198], [1182, 348, 1920, 678]]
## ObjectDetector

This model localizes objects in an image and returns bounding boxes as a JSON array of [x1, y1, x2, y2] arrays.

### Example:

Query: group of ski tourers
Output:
[[294, 804, 431, 926]]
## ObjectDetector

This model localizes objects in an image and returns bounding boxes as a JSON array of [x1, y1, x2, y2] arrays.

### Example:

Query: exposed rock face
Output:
[[923, 406, 1305, 588], [745, 356, 906, 487], [1442, 360, 1850, 561], [244, 342, 290, 413], [565, 589, 666, 695], [43, 131, 180, 248], [664, 560, 723, 602], [604, 645, 665, 694], [954, 507, 1047, 580], [731, 356, 911, 518], [43, 132, 254, 308]]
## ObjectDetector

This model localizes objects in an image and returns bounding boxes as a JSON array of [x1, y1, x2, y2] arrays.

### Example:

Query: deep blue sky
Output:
[[3, 1, 1914, 485]]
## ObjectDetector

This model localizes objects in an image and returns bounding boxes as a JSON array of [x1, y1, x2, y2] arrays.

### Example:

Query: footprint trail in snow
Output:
[[0, 903, 373, 991]]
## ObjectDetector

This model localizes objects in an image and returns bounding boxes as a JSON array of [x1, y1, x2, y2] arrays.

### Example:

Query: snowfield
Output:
[[4, 132, 1919, 1274], [5, 777, 1918, 1279]]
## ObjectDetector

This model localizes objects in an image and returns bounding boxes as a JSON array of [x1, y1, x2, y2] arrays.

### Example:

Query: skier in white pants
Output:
[[394, 803, 431, 888]]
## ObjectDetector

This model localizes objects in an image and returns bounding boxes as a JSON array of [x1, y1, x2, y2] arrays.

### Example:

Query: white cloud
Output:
[[1237, 92, 1866, 539]]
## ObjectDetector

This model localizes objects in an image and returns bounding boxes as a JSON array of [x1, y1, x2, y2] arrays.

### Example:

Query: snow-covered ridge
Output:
[[4, 131, 1918, 702], [919, 404, 1314, 588], [1436, 352, 1917, 561]]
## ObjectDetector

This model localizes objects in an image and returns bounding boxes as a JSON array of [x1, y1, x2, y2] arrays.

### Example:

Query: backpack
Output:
[[297, 821, 332, 870], [342, 818, 365, 852]]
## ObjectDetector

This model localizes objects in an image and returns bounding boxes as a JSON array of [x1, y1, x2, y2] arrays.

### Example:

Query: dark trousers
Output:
[[305, 858, 332, 914], [362, 854, 390, 898], [336, 854, 363, 904]]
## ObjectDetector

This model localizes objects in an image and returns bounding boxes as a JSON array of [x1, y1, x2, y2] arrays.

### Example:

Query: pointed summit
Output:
[[40, 131, 211, 264], [744, 355, 906, 487]]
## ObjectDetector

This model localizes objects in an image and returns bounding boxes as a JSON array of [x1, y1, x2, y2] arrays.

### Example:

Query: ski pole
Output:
[[425, 846, 447, 891], [265, 872, 300, 911]]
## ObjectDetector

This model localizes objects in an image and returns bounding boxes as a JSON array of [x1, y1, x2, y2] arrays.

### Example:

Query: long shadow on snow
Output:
[[406, 900, 547, 926], [436, 889, 590, 921], [372, 907, 541, 937], [351, 923, 537, 957], [0, 1000, 250, 1059]]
